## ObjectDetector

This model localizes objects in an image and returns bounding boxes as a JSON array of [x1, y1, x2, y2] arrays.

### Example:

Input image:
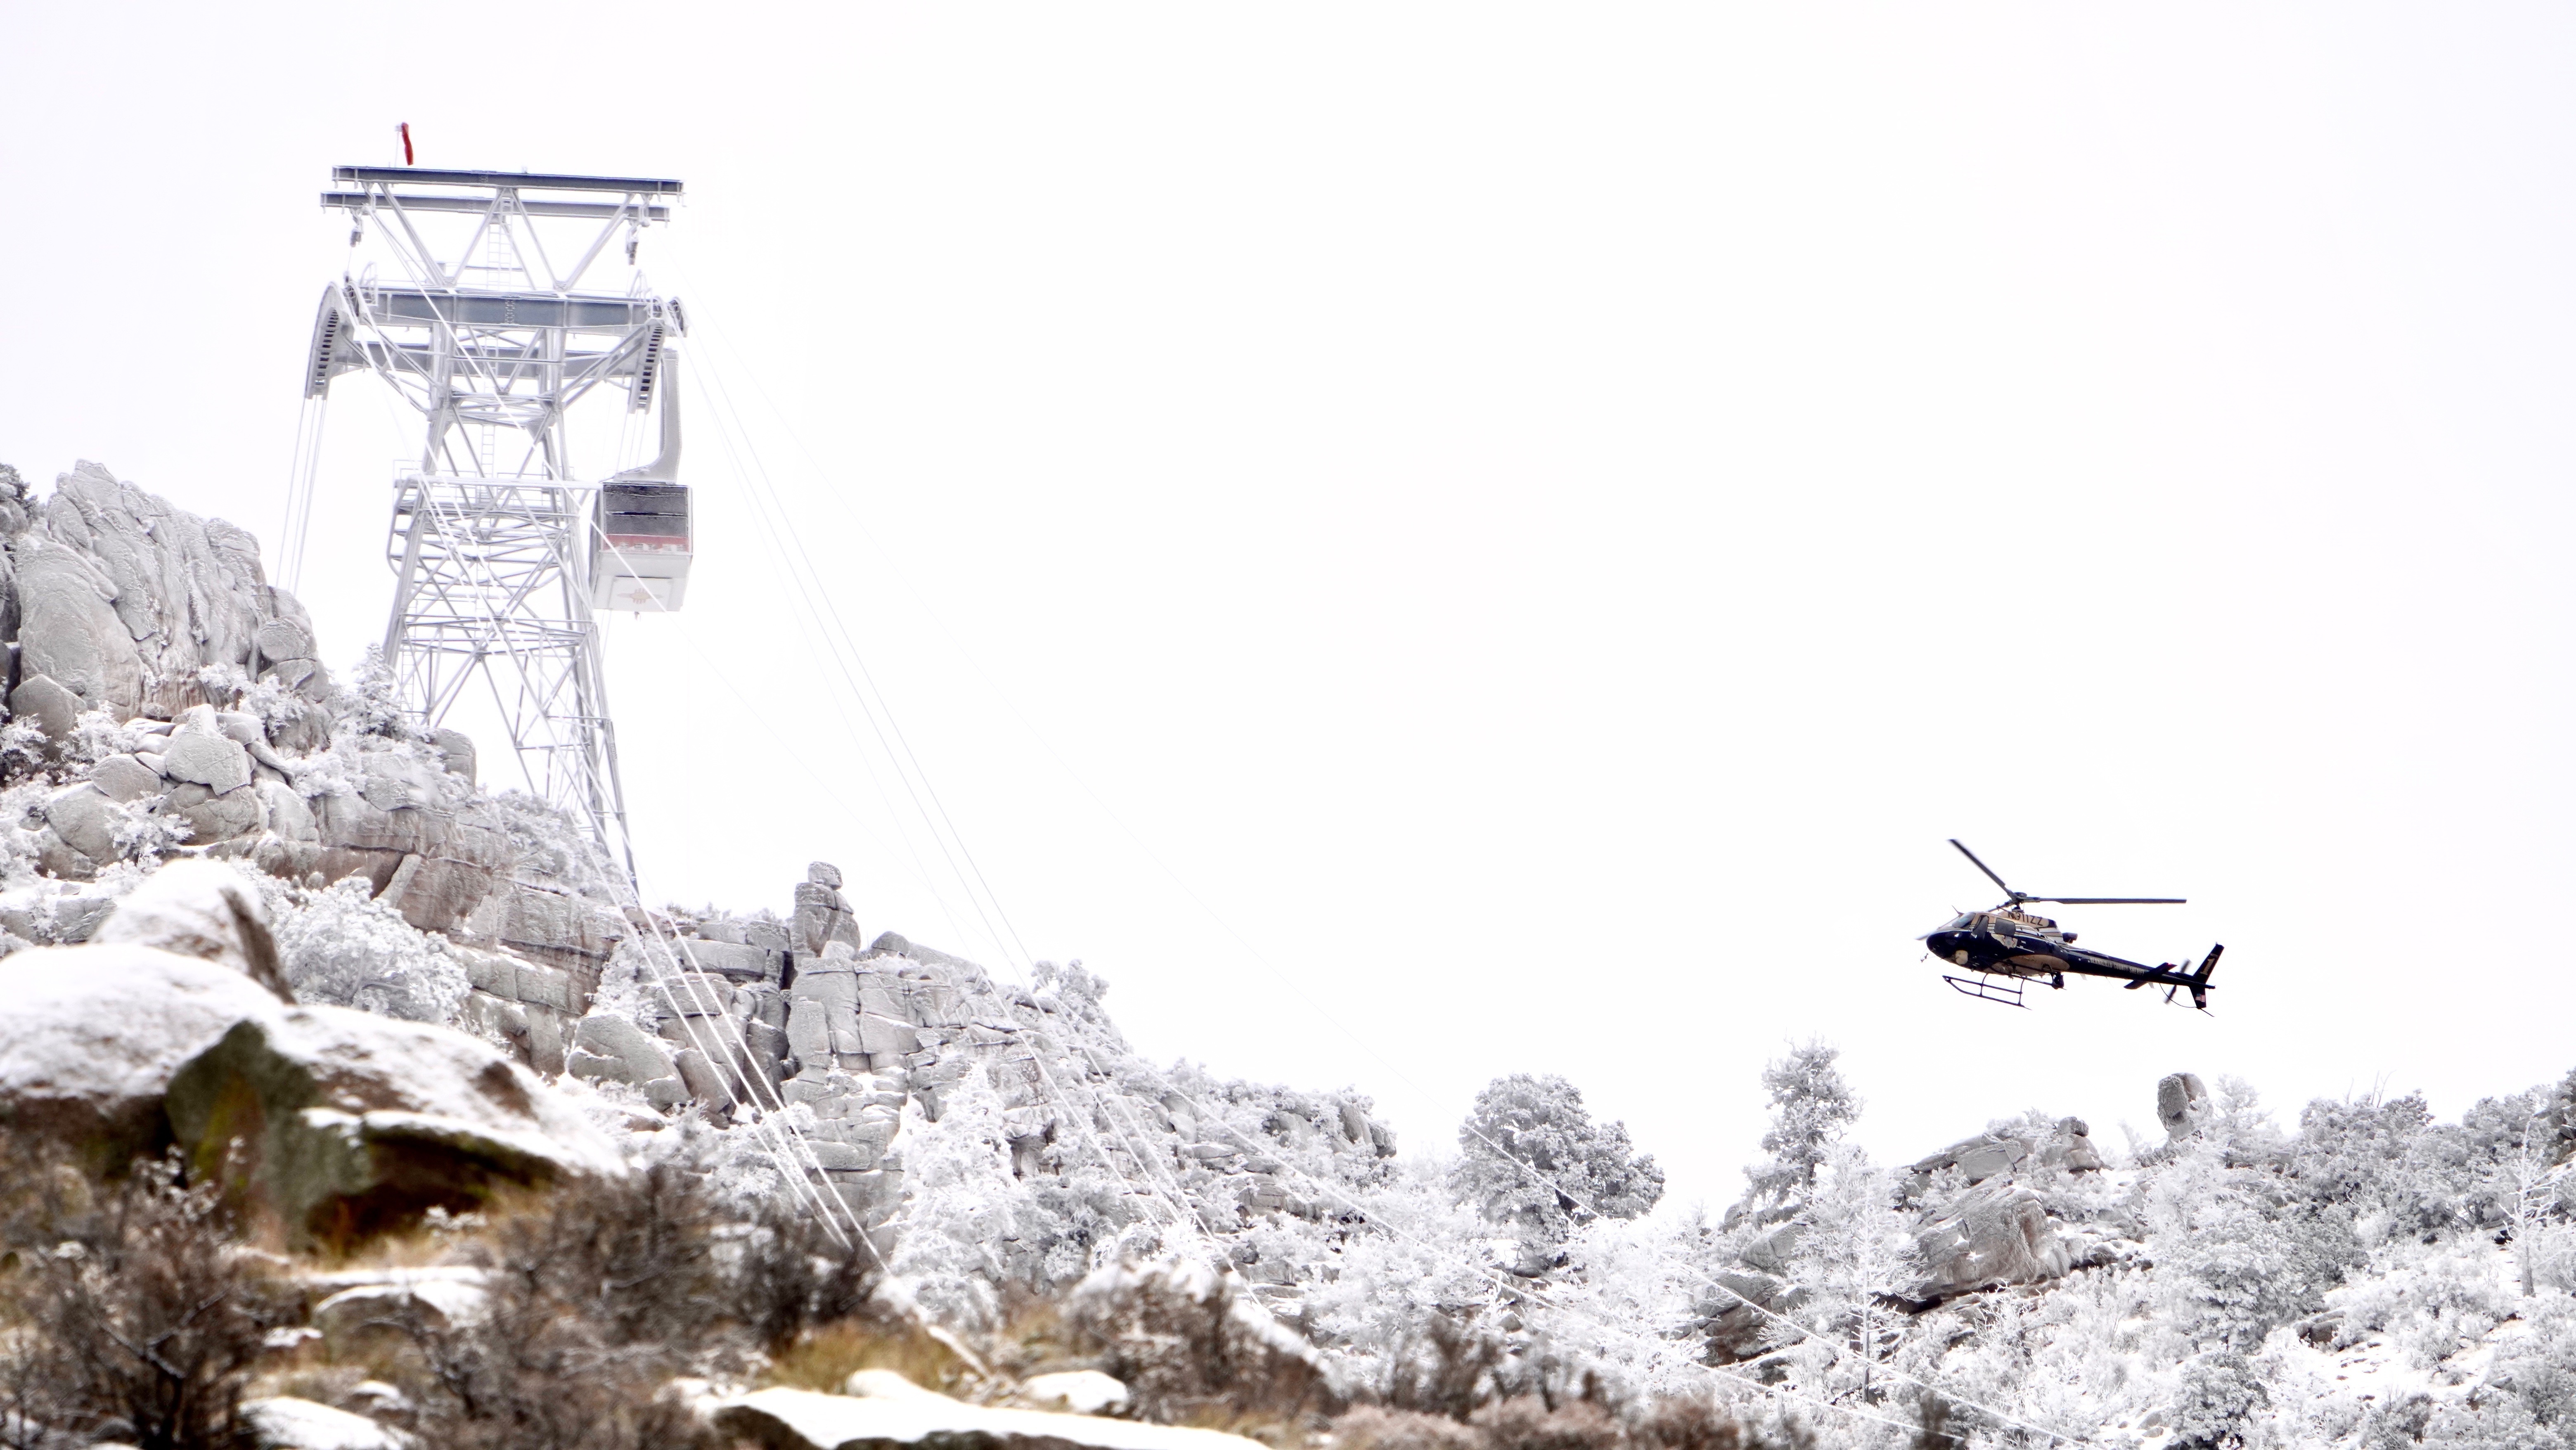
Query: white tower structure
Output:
[[303, 166, 696, 870]]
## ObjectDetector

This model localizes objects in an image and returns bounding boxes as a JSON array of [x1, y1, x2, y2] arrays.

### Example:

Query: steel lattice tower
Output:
[[303, 166, 695, 872]]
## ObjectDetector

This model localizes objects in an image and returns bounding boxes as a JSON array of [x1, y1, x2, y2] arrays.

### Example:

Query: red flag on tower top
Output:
[[398, 123, 413, 166]]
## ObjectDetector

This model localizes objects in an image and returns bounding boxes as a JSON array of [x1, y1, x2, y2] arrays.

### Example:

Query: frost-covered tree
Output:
[[1783, 1143, 1916, 1400], [2293, 1091, 2439, 1234], [1447, 1074, 1663, 1244], [886, 1064, 1030, 1328], [2169, 1350, 2266, 1450], [2150, 1135, 2356, 1352], [267, 877, 469, 1022], [339, 645, 421, 741], [2485, 1107, 2565, 1298], [1742, 1041, 1860, 1208]]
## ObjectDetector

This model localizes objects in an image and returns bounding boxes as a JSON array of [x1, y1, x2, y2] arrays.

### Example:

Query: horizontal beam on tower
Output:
[[320, 190, 673, 221], [363, 288, 660, 329], [331, 166, 683, 194]]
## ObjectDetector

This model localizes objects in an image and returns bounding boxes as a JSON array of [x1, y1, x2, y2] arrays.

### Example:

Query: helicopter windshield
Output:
[[1942, 914, 1978, 931]]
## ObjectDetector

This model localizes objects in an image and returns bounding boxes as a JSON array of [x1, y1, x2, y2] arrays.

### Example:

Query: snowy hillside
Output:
[[1, 458, 2573, 1450]]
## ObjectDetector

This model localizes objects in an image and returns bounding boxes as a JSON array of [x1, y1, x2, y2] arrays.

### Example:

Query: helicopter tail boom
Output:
[[2113, 943, 2223, 1009]]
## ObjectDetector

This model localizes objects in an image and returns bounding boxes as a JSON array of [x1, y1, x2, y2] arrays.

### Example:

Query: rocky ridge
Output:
[[10, 460, 2576, 1450]]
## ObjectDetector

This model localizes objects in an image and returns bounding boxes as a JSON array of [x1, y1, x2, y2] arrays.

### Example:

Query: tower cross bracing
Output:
[[305, 166, 694, 871]]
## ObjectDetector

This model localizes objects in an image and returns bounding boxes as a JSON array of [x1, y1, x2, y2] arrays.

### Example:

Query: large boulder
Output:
[[41, 462, 275, 714], [1908, 1117, 2103, 1187], [42, 781, 121, 863], [12, 536, 144, 713], [566, 1012, 689, 1108], [240, 1396, 410, 1450], [162, 731, 253, 793], [165, 1005, 627, 1248], [92, 858, 293, 999], [708, 1381, 1266, 1450], [1694, 1268, 1808, 1364], [0, 944, 285, 1171], [1909, 1181, 2071, 1302], [2159, 1072, 2212, 1141], [8, 671, 81, 746]]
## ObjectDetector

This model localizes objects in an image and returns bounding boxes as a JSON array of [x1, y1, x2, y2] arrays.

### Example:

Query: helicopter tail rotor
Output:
[[2156, 944, 2224, 1009], [2187, 943, 2223, 1010]]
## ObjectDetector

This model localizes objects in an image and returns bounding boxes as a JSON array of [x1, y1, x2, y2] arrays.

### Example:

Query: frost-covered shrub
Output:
[[108, 796, 189, 867], [2169, 1350, 2266, 1450], [1782, 1146, 1915, 1395], [0, 1153, 293, 1450], [268, 877, 469, 1022], [1305, 1161, 1504, 1381], [2202, 1077, 2290, 1168], [334, 645, 422, 742], [1064, 1257, 1336, 1424], [2486, 1298, 2576, 1445], [1449, 1074, 1663, 1244], [0, 779, 56, 885], [591, 937, 670, 1033], [2295, 1093, 2439, 1225], [2331, 1247, 2517, 1370], [0, 717, 46, 784], [2421, 1391, 2556, 1450], [2364, 1393, 2439, 1450], [66, 709, 145, 767], [887, 1066, 1029, 1329], [1331, 1405, 1485, 1450], [2150, 1138, 2358, 1352]]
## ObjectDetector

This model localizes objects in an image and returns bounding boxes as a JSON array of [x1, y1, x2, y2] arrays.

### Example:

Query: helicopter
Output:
[[1923, 839, 2223, 1010]]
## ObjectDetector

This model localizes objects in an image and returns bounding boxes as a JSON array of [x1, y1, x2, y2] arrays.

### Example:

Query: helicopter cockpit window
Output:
[[1945, 914, 1978, 931]]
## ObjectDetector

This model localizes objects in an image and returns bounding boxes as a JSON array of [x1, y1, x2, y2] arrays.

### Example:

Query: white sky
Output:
[[8, 6, 2576, 1211]]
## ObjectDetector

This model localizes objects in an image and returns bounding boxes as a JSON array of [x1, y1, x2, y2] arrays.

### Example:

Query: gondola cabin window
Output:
[[591, 482, 691, 612]]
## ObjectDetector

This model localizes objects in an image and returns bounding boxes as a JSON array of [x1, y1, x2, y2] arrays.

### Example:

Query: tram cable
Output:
[[625, 244, 2087, 1445]]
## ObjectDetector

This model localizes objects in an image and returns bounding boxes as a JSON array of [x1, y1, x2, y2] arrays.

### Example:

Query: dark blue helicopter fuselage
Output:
[[1924, 913, 2201, 990]]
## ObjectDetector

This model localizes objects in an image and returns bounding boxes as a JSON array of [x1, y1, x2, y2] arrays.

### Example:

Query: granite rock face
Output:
[[0, 461, 633, 1077], [14, 539, 145, 715], [1907, 1116, 2105, 1186], [40, 461, 283, 718], [1909, 1181, 2073, 1301], [2159, 1071, 2213, 1141]]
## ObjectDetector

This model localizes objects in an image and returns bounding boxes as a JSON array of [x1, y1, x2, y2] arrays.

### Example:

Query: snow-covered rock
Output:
[[164, 1002, 627, 1246], [1019, 1370, 1132, 1416], [93, 858, 291, 997], [14, 536, 145, 715], [0, 943, 284, 1165], [309, 1265, 492, 1337], [706, 1384, 1262, 1450], [241, 1395, 412, 1450], [2159, 1069, 2213, 1140], [1908, 1179, 2071, 1301]]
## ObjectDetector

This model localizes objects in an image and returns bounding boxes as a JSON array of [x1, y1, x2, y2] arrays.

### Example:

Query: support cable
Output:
[[424, 493, 877, 1257], [636, 246, 2064, 1439], [675, 363, 997, 957]]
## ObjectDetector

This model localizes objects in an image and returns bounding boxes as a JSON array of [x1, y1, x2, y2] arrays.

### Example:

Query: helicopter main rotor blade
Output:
[[1948, 839, 2019, 899], [2024, 896, 2188, 905]]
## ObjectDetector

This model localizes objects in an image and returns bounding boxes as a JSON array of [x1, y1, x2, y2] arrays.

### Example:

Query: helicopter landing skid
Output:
[[1943, 972, 2031, 1008]]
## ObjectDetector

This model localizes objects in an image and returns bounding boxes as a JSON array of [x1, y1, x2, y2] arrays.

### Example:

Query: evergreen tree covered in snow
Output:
[[1781, 1143, 1916, 1398], [1447, 1073, 1663, 1244], [1742, 1040, 1860, 1210]]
